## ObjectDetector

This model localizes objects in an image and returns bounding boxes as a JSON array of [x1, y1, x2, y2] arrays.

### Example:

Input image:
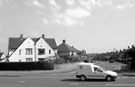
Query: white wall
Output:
[[35, 38, 55, 61], [9, 37, 35, 62]]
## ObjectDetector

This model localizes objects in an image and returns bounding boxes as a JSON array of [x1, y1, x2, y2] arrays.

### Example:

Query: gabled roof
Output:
[[72, 47, 82, 53], [58, 42, 77, 52], [44, 38, 57, 49], [8, 38, 26, 49], [8, 37, 57, 50], [32, 38, 40, 42]]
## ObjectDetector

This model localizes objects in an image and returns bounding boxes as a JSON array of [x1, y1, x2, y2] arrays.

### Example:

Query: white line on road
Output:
[[27, 76, 74, 79], [117, 76, 135, 79], [131, 77, 135, 79], [18, 81, 25, 83], [106, 84, 135, 86], [70, 83, 79, 86]]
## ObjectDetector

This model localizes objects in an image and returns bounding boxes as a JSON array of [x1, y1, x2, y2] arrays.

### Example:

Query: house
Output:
[[0, 52, 6, 62], [8, 34, 57, 62], [57, 40, 80, 59]]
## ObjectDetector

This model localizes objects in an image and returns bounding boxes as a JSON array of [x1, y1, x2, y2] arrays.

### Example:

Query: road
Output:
[[0, 61, 132, 87], [0, 71, 135, 87]]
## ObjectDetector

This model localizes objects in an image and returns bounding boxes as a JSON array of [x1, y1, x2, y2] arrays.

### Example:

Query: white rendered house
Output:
[[8, 34, 57, 62], [35, 37, 55, 61]]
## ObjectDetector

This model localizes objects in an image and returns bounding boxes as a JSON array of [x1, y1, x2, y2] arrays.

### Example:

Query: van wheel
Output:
[[80, 75, 86, 81], [106, 76, 112, 81]]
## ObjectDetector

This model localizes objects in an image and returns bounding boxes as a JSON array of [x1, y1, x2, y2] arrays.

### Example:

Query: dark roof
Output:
[[58, 52, 69, 56], [72, 47, 82, 53], [32, 38, 40, 42], [0, 53, 3, 58], [8, 37, 57, 50], [8, 38, 26, 49], [58, 43, 77, 52], [44, 38, 57, 49]]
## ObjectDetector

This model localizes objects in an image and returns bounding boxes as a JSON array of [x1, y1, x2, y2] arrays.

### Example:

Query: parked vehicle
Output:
[[76, 62, 117, 81], [109, 60, 114, 63]]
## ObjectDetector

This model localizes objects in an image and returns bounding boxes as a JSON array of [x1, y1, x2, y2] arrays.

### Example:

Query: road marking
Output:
[[106, 84, 135, 86], [18, 81, 25, 83], [70, 83, 79, 86], [131, 77, 135, 79], [69, 71, 76, 74], [117, 76, 135, 79], [27, 76, 74, 79], [121, 77, 129, 79]]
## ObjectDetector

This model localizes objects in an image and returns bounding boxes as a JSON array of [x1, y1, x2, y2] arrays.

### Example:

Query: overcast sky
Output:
[[0, 0, 135, 54]]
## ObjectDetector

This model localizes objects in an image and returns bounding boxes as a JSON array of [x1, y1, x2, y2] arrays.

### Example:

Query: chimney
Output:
[[20, 34, 23, 40], [42, 34, 45, 38], [63, 40, 66, 43]]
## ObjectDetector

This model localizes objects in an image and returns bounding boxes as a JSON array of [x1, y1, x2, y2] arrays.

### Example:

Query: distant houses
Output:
[[7, 34, 57, 62], [0, 52, 6, 62], [57, 40, 86, 62]]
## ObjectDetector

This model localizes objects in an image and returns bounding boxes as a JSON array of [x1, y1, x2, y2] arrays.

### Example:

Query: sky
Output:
[[0, 0, 135, 54]]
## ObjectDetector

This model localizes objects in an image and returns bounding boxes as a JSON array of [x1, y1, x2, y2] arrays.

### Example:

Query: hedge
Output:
[[0, 61, 54, 71]]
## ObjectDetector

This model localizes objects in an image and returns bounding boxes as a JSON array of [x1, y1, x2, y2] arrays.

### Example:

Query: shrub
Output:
[[0, 61, 54, 71]]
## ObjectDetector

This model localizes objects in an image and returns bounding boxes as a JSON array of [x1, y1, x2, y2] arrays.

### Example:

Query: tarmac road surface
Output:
[[0, 70, 135, 87]]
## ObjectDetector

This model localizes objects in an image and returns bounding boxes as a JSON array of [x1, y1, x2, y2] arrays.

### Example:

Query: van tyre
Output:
[[106, 76, 113, 81], [80, 75, 86, 81]]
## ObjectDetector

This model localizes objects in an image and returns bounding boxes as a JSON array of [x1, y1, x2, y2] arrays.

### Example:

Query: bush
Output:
[[0, 61, 54, 71]]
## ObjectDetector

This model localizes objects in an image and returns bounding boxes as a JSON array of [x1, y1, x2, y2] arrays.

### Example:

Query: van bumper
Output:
[[112, 76, 117, 80]]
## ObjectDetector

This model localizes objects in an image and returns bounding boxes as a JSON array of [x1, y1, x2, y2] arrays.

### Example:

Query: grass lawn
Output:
[[54, 61, 126, 71]]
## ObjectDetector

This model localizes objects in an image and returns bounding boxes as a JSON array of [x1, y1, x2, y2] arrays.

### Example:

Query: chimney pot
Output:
[[63, 40, 66, 43], [20, 34, 23, 40], [42, 34, 45, 38]]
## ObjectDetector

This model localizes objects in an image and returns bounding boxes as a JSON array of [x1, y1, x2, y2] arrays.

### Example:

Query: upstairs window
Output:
[[38, 49, 45, 55], [19, 50, 21, 55], [26, 48, 33, 55], [49, 50, 51, 54]]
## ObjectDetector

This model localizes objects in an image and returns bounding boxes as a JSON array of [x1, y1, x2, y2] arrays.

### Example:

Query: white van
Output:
[[76, 62, 118, 81]]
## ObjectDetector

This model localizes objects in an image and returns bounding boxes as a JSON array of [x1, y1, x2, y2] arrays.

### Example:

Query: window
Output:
[[94, 67, 103, 72], [38, 49, 45, 55], [26, 58, 33, 62], [19, 50, 21, 55], [49, 50, 51, 54], [38, 58, 45, 61], [26, 48, 33, 55]]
